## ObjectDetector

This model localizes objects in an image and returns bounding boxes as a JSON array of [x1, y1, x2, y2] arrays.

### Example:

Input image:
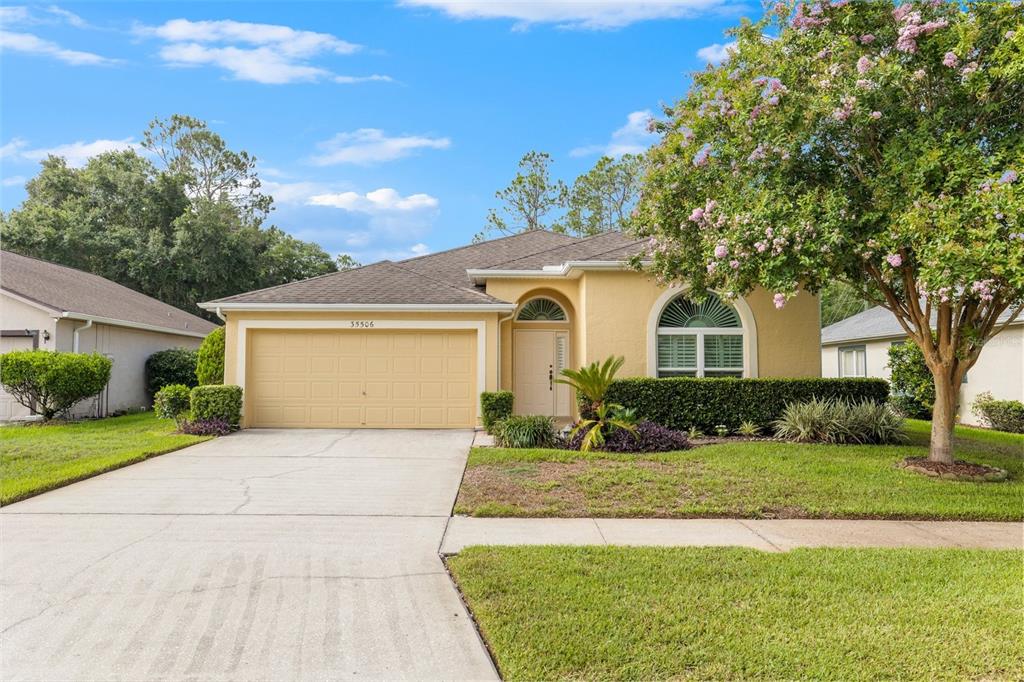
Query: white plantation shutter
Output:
[[657, 292, 745, 378]]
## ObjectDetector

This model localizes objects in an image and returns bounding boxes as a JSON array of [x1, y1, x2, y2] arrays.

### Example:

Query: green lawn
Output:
[[1, 412, 210, 504], [456, 420, 1024, 520], [448, 545, 1024, 681]]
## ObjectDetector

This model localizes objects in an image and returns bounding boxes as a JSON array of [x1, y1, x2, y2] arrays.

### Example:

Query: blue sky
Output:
[[1, 1, 759, 263]]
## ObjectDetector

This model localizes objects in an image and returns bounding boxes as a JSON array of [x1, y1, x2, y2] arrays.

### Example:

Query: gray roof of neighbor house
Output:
[[1, 250, 218, 336], [205, 230, 646, 307], [822, 304, 1021, 345]]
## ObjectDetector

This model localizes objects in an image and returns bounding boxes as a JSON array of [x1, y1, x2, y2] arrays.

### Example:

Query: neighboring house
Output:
[[821, 305, 1023, 425], [201, 230, 821, 429], [1, 250, 219, 420]]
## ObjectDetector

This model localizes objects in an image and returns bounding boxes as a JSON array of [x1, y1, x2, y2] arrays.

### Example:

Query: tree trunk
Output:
[[928, 372, 959, 464]]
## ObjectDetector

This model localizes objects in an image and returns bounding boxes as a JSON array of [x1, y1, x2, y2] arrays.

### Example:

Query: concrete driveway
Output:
[[0, 429, 497, 681]]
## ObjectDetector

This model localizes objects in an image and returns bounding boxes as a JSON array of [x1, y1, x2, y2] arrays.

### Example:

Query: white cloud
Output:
[[311, 129, 451, 166], [0, 138, 28, 159], [261, 179, 333, 204], [0, 5, 89, 27], [0, 6, 32, 24], [140, 18, 391, 85], [44, 6, 89, 28], [570, 109, 657, 157], [400, 0, 741, 30], [696, 41, 736, 64], [308, 188, 439, 213], [2, 175, 26, 187], [0, 30, 117, 65], [19, 138, 139, 167]]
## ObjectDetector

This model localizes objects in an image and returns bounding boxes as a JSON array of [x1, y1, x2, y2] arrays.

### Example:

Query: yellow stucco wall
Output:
[[486, 269, 821, 380]]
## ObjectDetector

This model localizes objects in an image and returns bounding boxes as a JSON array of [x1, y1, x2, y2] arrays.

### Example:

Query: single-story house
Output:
[[201, 230, 821, 429], [821, 305, 1023, 425], [1, 250, 219, 420]]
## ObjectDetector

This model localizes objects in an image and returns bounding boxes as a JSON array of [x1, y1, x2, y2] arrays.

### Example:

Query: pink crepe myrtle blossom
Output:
[[961, 61, 979, 76], [730, 260, 740, 270], [714, 243, 729, 259], [856, 56, 872, 74], [859, 34, 876, 44], [707, 262, 717, 273], [1007, 31, 1016, 40], [689, 207, 705, 222], [832, 96, 856, 121], [886, 253, 903, 267], [913, 69, 926, 80], [870, 111, 882, 120], [754, 241, 768, 253], [856, 79, 875, 90], [971, 280, 995, 302], [693, 144, 712, 167], [943, 51, 959, 67], [773, 293, 787, 309]]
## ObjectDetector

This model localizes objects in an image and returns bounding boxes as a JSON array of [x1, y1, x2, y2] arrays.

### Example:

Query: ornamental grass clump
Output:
[[492, 415, 558, 449], [774, 398, 905, 445]]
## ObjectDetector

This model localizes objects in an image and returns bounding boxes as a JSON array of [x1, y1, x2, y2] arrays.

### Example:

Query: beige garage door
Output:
[[246, 329, 476, 428]]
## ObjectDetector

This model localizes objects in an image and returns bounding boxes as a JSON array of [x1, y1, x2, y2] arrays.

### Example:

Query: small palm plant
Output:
[[556, 355, 625, 417], [569, 402, 637, 452]]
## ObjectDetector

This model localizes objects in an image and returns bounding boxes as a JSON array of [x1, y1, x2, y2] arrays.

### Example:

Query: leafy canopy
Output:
[[1, 115, 343, 318], [636, 0, 1022, 320]]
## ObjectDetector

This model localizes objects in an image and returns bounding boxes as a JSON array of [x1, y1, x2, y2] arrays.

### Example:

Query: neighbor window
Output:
[[656, 292, 744, 378], [517, 297, 567, 321], [839, 345, 867, 377]]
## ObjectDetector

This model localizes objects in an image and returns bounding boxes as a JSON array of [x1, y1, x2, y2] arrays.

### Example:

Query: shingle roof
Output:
[[484, 231, 645, 270], [210, 260, 509, 306], [822, 304, 1022, 345], [399, 229, 577, 286], [1, 250, 217, 335], [204, 230, 645, 307]]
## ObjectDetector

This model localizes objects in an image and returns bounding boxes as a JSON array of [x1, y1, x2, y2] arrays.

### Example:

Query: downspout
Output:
[[496, 312, 514, 390], [72, 319, 93, 352], [214, 306, 226, 322]]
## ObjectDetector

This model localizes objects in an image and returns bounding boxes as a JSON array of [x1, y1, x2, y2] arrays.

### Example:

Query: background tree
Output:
[[336, 254, 361, 270], [142, 114, 271, 222], [478, 151, 567, 240], [1, 115, 337, 318], [563, 154, 646, 236], [633, 1, 1023, 463], [820, 281, 872, 327]]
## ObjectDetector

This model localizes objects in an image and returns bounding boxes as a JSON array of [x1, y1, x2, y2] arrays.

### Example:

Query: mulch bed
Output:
[[898, 457, 1009, 482]]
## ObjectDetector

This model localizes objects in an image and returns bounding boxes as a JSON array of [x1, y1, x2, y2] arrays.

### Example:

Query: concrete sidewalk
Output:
[[441, 517, 1023, 553]]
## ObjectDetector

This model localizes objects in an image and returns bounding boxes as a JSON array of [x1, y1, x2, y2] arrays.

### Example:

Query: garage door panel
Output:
[[247, 330, 476, 428]]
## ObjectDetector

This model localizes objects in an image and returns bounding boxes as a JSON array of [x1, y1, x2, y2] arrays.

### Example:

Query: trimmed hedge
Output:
[[190, 384, 242, 427], [480, 391, 514, 433], [154, 383, 191, 425], [145, 348, 198, 396], [196, 327, 225, 385], [605, 377, 890, 432], [0, 350, 112, 420], [972, 393, 1024, 434]]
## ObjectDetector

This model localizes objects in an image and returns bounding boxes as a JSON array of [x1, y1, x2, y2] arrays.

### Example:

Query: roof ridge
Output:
[[209, 259, 388, 304], [385, 261, 500, 302], [484, 230, 643, 269], [397, 229, 578, 266]]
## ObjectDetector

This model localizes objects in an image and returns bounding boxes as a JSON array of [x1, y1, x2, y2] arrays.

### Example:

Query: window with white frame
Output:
[[839, 345, 867, 377], [656, 292, 744, 377], [516, 297, 567, 321]]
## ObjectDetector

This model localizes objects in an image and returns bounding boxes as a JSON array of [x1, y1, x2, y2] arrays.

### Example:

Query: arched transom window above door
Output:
[[516, 297, 567, 322], [656, 292, 745, 377]]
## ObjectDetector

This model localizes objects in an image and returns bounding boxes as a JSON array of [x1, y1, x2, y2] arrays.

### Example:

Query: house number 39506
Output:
[[350, 321, 375, 328]]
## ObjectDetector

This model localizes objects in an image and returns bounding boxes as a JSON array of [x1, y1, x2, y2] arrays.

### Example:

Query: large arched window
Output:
[[517, 297, 567, 321], [656, 292, 745, 377]]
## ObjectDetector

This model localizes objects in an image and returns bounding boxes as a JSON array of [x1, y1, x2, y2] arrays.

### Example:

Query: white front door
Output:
[[513, 329, 570, 417]]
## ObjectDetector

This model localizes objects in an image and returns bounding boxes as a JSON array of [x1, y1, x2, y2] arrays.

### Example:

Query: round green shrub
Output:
[[190, 384, 242, 427], [145, 348, 198, 396], [154, 383, 192, 424], [196, 327, 225, 385], [480, 391, 514, 433], [972, 393, 1024, 434], [0, 350, 112, 420], [887, 342, 934, 419]]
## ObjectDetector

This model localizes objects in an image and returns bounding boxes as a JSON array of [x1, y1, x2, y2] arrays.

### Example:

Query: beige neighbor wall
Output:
[[63, 321, 204, 416], [222, 310, 501, 427], [822, 324, 1024, 426], [1, 293, 60, 419]]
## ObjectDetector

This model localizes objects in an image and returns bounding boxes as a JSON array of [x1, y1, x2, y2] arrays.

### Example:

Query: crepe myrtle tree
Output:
[[633, 0, 1023, 463]]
